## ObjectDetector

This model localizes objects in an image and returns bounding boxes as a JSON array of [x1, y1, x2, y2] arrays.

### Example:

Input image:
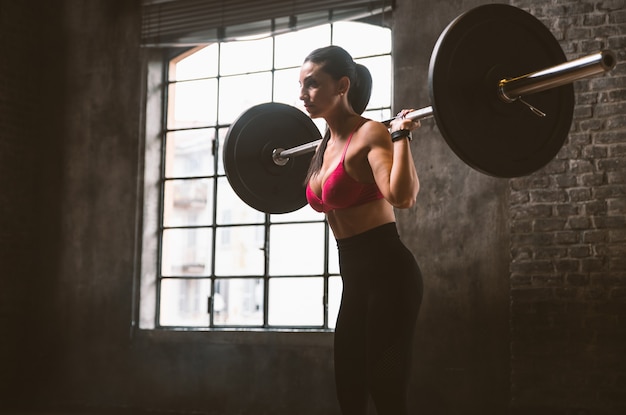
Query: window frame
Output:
[[138, 21, 393, 332]]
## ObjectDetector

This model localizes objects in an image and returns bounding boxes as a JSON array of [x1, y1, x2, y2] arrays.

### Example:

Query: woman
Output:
[[301, 45, 423, 415]]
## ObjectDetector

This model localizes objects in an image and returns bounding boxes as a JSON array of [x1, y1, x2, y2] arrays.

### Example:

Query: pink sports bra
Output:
[[306, 121, 384, 213]]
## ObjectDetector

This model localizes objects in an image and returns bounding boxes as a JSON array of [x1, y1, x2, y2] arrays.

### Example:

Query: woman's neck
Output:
[[325, 109, 363, 140]]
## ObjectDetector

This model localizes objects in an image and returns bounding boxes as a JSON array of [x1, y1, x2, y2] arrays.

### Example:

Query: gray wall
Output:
[[393, 0, 511, 413], [0, 0, 624, 414]]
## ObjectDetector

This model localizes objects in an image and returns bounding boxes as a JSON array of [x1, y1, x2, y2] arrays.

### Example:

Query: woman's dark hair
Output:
[[303, 46, 373, 184]]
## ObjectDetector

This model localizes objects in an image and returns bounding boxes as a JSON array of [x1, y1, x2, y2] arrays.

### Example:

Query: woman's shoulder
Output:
[[358, 118, 391, 147]]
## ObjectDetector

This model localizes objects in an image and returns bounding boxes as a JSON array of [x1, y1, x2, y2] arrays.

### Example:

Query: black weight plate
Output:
[[223, 102, 321, 214], [429, 4, 575, 178]]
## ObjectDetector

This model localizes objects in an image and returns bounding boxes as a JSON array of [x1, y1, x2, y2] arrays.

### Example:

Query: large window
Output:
[[141, 21, 392, 330]]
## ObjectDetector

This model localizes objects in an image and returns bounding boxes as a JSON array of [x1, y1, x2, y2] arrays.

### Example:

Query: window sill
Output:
[[132, 327, 335, 347]]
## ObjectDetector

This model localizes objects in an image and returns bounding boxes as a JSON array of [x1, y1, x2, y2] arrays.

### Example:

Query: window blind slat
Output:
[[142, 0, 393, 46]]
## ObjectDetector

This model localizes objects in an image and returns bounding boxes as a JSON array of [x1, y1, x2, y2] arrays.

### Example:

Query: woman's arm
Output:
[[367, 113, 420, 208]]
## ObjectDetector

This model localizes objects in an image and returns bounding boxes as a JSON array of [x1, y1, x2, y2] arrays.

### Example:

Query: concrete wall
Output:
[[393, 0, 511, 414], [0, 0, 624, 414]]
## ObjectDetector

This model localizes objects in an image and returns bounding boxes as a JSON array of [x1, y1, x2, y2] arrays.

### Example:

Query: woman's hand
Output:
[[389, 109, 421, 140]]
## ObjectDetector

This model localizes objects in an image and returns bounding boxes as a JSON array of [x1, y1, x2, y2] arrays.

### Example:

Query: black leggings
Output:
[[334, 222, 423, 415]]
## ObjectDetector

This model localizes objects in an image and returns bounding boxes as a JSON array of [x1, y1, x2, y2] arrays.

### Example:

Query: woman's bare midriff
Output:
[[325, 198, 397, 239]]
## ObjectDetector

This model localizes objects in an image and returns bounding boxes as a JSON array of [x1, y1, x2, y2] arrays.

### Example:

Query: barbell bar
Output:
[[498, 50, 617, 102], [272, 49, 616, 165], [223, 4, 618, 214], [272, 106, 435, 164]]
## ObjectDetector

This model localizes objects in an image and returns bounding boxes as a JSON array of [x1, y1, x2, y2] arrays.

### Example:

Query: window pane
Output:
[[216, 177, 265, 225], [270, 205, 324, 223], [163, 179, 213, 227], [165, 129, 215, 178], [161, 228, 213, 276], [312, 117, 327, 135], [218, 72, 272, 124], [273, 67, 301, 107], [170, 44, 218, 81], [332, 22, 391, 57], [217, 128, 227, 175], [357, 55, 392, 109], [159, 278, 212, 326], [213, 278, 264, 326], [167, 79, 217, 129], [328, 276, 343, 329], [268, 277, 323, 326], [215, 225, 265, 276], [364, 107, 392, 123], [328, 231, 339, 274], [220, 37, 273, 76], [274, 25, 331, 69], [269, 223, 325, 275]]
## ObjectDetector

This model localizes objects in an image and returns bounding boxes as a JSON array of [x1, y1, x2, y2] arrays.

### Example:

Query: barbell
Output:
[[223, 4, 617, 214]]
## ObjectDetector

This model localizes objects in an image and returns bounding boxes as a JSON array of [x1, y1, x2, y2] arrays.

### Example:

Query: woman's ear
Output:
[[338, 76, 350, 95]]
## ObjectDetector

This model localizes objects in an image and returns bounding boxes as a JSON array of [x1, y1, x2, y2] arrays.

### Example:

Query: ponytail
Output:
[[349, 63, 372, 115]]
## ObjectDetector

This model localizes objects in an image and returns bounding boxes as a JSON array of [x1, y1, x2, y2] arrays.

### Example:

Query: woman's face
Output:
[[299, 60, 346, 119]]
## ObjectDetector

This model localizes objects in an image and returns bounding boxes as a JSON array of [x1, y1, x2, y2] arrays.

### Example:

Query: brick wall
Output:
[[508, 0, 626, 413]]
